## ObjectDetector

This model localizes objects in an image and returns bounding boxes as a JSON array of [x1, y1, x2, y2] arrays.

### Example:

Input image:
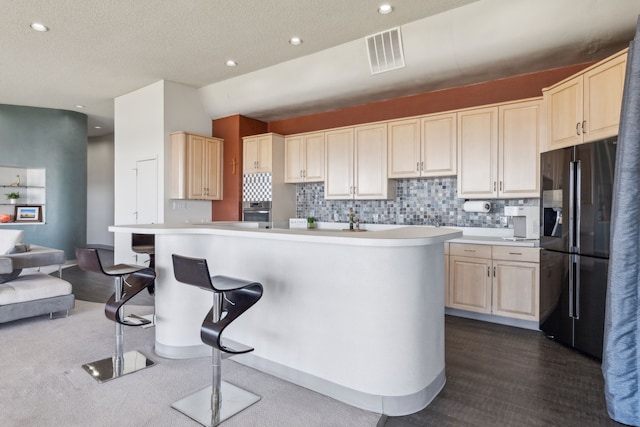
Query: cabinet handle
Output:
[[303, 170, 306, 178], [499, 181, 503, 191], [299, 170, 303, 178], [464, 249, 476, 253], [421, 161, 424, 171], [487, 266, 490, 277], [416, 162, 420, 172], [576, 122, 581, 135], [493, 181, 497, 191], [582, 120, 586, 134], [508, 252, 522, 255], [493, 266, 496, 277]]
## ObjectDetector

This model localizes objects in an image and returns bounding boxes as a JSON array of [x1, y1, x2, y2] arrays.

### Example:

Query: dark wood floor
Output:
[[381, 316, 622, 427]]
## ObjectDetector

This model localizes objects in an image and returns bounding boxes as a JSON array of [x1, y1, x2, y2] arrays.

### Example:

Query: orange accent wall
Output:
[[211, 115, 267, 220], [267, 62, 594, 135]]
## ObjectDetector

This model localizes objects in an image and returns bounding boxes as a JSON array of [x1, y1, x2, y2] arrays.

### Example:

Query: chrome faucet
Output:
[[429, 215, 442, 227]]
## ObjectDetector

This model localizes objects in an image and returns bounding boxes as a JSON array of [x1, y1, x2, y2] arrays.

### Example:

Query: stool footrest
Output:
[[219, 338, 253, 354]]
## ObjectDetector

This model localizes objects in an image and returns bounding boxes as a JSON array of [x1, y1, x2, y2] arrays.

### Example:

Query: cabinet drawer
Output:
[[449, 243, 492, 259], [492, 246, 540, 263]]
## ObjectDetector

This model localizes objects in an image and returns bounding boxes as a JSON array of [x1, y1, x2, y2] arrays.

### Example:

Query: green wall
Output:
[[0, 104, 87, 258]]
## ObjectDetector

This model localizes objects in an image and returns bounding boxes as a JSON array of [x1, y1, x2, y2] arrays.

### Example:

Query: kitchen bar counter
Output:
[[109, 222, 461, 416]]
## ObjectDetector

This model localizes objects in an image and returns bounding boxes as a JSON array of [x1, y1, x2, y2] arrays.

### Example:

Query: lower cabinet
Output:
[[447, 243, 540, 322]]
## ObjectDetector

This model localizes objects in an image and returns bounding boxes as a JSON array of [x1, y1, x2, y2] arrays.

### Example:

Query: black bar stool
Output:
[[75, 247, 156, 383], [131, 233, 155, 294], [171, 254, 263, 426]]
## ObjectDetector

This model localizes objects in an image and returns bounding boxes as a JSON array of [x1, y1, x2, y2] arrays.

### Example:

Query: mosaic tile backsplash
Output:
[[295, 177, 539, 228], [243, 173, 272, 201]]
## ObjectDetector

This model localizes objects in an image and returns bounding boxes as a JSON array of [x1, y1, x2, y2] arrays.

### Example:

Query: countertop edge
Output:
[[109, 224, 463, 247]]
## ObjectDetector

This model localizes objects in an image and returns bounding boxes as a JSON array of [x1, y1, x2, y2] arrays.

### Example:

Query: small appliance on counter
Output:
[[504, 206, 540, 240]]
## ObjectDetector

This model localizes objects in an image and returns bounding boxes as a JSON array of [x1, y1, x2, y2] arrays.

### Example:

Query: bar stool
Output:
[[131, 233, 155, 294], [75, 247, 156, 383], [171, 254, 263, 426]]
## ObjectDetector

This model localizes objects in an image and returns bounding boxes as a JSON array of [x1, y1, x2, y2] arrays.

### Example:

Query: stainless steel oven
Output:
[[242, 201, 272, 227]]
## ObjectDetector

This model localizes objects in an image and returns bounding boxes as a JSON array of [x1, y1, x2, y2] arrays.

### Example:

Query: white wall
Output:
[[113, 80, 214, 262], [87, 133, 114, 246]]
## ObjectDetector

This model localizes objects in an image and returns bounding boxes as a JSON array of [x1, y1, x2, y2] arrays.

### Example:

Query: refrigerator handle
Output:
[[575, 254, 580, 319], [569, 254, 575, 318], [575, 160, 581, 252], [569, 161, 576, 251]]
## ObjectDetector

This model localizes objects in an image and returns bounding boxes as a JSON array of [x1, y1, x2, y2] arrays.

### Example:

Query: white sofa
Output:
[[0, 230, 74, 323]]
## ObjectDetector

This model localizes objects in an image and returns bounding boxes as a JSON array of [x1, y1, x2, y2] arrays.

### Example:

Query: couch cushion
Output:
[[0, 273, 72, 305], [0, 230, 24, 255]]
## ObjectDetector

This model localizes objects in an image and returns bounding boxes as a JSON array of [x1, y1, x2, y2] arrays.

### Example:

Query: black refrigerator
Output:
[[539, 137, 617, 359]]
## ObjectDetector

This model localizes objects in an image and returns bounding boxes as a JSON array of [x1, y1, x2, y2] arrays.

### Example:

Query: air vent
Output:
[[366, 27, 405, 75]]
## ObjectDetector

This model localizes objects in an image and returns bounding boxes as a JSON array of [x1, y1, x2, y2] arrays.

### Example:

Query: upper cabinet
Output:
[[543, 49, 627, 151], [284, 131, 325, 183], [457, 99, 542, 199], [325, 123, 395, 200], [243, 133, 274, 173], [387, 112, 457, 179], [171, 131, 223, 200], [457, 106, 499, 199], [498, 99, 542, 198]]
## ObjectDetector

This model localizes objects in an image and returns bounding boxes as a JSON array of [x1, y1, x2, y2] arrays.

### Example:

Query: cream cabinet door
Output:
[[544, 77, 584, 150], [324, 128, 354, 199], [204, 137, 223, 200], [422, 112, 457, 177], [498, 99, 541, 198], [457, 106, 498, 198], [284, 135, 305, 183], [304, 132, 325, 182], [187, 134, 207, 199], [355, 123, 389, 199], [243, 134, 272, 173], [492, 260, 539, 321], [584, 52, 626, 143], [449, 255, 492, 314], [388, 118, 421, 178], [256, 135, 272, 173]]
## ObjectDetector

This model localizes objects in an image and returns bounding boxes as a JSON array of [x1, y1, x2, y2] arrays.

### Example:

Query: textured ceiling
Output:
[[1, 0, 639, 137]]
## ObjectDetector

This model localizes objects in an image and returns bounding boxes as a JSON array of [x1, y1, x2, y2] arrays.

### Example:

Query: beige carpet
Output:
[[1, 300, 380, 427]]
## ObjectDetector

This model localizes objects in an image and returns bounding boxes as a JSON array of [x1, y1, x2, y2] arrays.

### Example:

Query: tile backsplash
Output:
[[296, 177, 538, 228], [243, 173, 272, 201]]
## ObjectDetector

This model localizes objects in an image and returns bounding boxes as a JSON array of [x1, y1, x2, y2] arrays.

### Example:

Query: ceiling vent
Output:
[[366, 27, 405, 75]]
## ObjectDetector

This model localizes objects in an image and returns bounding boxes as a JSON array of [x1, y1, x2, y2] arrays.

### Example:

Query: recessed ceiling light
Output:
[[378, 4, 393, 15], [289, 37, 302, 46], [75, 104, 85, 109], [30, 22, 49, 32], [225, 60, 237, 67], [94, 126, 102, 129]]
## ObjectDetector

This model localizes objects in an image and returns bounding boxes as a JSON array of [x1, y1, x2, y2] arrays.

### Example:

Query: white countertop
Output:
[[110, 221, 540, 247], [109, 222, 463, 247]]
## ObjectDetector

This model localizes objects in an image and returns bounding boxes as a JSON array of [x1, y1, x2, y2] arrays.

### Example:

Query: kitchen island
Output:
[[109, 222, 461, 416]]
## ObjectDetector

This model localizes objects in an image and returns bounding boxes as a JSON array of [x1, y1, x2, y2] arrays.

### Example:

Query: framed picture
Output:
[[14, 205, 42, 223]]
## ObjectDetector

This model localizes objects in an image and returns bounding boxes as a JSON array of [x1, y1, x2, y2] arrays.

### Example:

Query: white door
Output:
[[135, 158, 158, 224]]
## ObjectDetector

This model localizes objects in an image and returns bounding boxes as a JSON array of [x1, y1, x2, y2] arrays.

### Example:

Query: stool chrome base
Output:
[[172, 382, 260, 426], [82, 350, 155, 383]]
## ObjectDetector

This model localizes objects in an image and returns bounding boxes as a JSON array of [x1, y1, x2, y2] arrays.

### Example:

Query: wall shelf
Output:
[[0, 166, 46, 222]]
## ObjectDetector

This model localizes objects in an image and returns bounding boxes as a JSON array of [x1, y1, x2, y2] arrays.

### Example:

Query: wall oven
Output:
[[242, 201, 272, 227]]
